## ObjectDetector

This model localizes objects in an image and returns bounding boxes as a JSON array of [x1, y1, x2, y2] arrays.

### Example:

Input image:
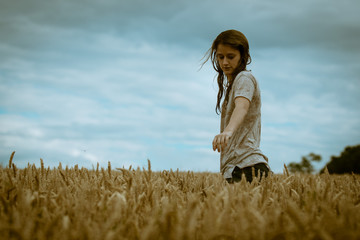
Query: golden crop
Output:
[[1, 152, 359, 240]]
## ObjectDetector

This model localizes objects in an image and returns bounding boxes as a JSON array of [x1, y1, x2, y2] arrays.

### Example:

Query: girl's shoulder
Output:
[[236, 70, 254, 79], [234, 70, 257, 85]]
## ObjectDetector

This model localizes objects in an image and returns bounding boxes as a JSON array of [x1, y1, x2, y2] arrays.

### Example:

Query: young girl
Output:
[[204, 30, 270, 183]]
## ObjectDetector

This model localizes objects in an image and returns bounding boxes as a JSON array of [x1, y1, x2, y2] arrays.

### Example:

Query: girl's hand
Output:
[[212, 131, 233, 152], [212, 97, 250, 153]]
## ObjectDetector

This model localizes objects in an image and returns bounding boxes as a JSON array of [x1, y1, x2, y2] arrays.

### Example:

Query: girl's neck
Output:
[[226, 75, 233, 84]]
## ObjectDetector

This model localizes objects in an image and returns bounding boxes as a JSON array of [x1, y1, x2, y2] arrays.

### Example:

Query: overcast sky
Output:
[[1, 0, 359, 173]]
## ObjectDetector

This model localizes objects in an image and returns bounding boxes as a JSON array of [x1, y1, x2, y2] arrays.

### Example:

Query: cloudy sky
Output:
[[1, 0, 359, 173]]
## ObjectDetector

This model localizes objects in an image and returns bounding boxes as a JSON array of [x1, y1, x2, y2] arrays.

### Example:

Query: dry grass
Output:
[[1, 152, 360, 240]]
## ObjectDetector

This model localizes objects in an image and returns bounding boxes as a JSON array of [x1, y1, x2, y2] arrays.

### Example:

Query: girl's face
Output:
[[216, 43, 241, 80]]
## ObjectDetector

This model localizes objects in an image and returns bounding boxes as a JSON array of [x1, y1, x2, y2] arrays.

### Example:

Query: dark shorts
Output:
[[226, 163, 269, 183]]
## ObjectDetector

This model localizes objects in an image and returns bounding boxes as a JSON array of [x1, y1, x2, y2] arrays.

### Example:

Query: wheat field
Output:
[[1, 152, 359, 240]]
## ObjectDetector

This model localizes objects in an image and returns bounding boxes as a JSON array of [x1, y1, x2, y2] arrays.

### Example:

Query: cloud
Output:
[[1, 0, 359, 173], [2, 0, 360, 51], [0, 31, 219, 170]]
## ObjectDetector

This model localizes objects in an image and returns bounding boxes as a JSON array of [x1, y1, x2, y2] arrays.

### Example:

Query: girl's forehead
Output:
[[216, 44, 239, 54]]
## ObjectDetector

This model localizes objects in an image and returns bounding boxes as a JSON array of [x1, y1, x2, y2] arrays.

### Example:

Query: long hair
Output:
[[203, 30, 251, 114]]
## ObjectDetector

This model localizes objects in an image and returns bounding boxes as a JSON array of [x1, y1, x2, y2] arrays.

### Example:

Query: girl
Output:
[[204, 30, 270, 183]]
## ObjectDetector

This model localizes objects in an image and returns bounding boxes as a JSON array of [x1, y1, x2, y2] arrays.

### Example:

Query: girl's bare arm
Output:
[[212, 97, 250, 152]]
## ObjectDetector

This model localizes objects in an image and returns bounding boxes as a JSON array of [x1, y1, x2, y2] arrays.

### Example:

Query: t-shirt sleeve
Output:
[[233, 75, 255, 102]]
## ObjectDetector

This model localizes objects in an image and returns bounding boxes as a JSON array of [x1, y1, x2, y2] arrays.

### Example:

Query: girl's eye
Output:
[[217, 55, 224, 60], [228, 56, 234, 60]]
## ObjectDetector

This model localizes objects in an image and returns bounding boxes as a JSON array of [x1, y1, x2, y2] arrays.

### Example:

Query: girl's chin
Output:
[[224, 71, 233, 77]]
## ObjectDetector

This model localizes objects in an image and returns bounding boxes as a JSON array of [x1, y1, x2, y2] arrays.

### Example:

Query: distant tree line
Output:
[[287, 144, 360, 174]]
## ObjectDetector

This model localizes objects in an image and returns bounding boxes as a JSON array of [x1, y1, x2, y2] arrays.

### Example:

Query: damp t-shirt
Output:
[[220, 71, 269, 179]]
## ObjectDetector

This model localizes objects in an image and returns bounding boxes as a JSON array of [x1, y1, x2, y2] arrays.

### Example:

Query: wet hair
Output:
[[203, 30, 251, 114]]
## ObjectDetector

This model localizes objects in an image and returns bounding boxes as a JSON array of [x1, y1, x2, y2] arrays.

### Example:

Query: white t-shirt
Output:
[[220, 70, 269, 179]]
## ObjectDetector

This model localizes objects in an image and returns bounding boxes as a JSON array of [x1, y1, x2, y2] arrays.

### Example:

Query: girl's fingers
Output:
[[212, 138, 217, 151], [220, 136, 225, 151], [222, 135, 229, 150], [213, 135, 220, 151], [212, 133, 230, 152], [220, 136, 225, 150], [216, 136, 220, 152], [224, 135, 229, 146]]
